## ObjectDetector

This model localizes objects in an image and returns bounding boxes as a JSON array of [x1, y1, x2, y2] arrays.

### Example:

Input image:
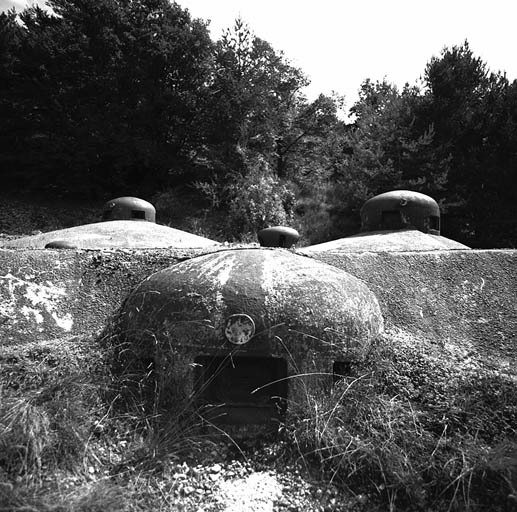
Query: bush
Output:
[[194, 154, 295, 241], [225, 156, 295, 239]]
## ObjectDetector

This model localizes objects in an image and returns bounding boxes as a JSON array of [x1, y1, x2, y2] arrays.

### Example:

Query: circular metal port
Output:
[[225, 314, 256, 345]]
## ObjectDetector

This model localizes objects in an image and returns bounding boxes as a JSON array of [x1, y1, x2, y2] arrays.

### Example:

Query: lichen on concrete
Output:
[[111, 248, 385, 426]]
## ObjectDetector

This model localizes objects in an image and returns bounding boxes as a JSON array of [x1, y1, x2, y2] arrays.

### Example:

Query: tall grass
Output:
[[285, 332, 517, 511], [2, 326, 516, 511]]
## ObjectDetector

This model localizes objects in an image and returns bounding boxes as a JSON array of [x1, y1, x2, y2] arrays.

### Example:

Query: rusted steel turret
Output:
[[258, 226, 300, 248], [102, 197, 156, 223], [361, 190, 440, 235]]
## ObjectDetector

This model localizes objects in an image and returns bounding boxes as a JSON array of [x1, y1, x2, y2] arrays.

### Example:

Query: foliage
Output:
[[0, 2, 516, 246], [195, 153, 295, 240], [419, 42, 517, 246], [203, 18, 309, 168], [225, 156, 295, 238], [0, 0, 214, 197]]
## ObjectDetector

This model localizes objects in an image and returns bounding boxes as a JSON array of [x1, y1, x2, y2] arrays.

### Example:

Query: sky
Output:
[[2, 0, 517, 110]]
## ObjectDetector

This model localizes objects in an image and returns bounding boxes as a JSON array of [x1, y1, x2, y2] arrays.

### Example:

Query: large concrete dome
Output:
[[114, 249, 383, 432], [2, 221, 220, 249], [118, 248, 383, 358], [303, 228, 470, 253]]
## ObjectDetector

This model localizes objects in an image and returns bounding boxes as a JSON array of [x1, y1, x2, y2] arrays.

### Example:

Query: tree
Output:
[[200, 18, 309, 175], [0, 0, 214, 197], [274, 93, 343, 180], [420, 42, 517, 246], [0, 8, 27, 188]]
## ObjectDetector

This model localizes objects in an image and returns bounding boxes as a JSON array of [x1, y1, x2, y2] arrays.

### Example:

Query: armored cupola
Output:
[[258, 226, 300, 248], [102, 196, 156, 222], [361, 190, 440, 235], [115, 248, 383, 432]]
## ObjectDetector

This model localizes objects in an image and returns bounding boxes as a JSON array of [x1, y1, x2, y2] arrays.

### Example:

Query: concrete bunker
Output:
[[304, 190, 470, 253], [2, 197, 220, 249], [114, 248, 383, 433]]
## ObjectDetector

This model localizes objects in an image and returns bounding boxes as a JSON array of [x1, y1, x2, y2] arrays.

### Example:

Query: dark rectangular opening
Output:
[[194, 356, 288, 426], [429, 215, 440, 232], [333, 361, 352, 383], [381, 210, 404, 230], [131, 210, 146, 219]]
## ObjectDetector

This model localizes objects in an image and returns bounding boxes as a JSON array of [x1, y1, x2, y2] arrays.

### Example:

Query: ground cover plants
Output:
[[286, 329, 517, 511], [0, 326, 515, 511]]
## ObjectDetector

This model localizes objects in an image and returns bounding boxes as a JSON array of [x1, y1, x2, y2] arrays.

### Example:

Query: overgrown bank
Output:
[[1, 326, 515, 511]]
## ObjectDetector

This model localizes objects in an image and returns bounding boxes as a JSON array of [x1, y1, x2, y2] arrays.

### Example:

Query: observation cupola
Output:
[[102, 196, 156, 223], [361, 190, 440, 235], [258, 226, 300, 248]]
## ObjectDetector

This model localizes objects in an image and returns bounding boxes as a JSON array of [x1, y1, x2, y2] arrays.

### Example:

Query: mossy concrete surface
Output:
[[1, 246, 515, 369], [119, 248, 383, 353], [305, 249, 516, 365], [1, 220, 220, 249], [0, 247, 218, 345]]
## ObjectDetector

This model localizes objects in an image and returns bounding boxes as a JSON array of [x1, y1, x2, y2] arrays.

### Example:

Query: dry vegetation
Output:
[[1, 325, 516, 511]]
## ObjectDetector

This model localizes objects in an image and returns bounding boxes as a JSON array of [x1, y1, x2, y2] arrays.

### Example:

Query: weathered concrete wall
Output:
[[0, 248, 217, 345], [1, 247, 516, 369], [303, 249, 517, 363]]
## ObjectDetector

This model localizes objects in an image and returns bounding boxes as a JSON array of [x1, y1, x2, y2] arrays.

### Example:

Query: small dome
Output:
[[102, 197, 156, 222], [258, 226, 300, 248], [361, 190, 440, 235]]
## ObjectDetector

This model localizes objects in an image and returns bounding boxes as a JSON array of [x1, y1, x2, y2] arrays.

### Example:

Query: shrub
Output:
[[227, 157, 294, 238]]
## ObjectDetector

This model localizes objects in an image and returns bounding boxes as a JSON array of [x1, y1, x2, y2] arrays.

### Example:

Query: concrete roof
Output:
[[301, 229, 470, 253], [1, 220, 220, 249], [118, 248, 384, 359]]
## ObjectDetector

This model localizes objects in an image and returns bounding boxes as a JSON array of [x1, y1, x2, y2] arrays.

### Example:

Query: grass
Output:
[[1, 325, 516, 511], [0, 335, 228, 511], [284, 330, 517, 511]]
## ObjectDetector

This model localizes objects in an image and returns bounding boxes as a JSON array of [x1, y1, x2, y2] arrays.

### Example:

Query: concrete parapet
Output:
[[1, 247, 515, 371], [305, 249, 517, 364], [0, 247, 217, 345]]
